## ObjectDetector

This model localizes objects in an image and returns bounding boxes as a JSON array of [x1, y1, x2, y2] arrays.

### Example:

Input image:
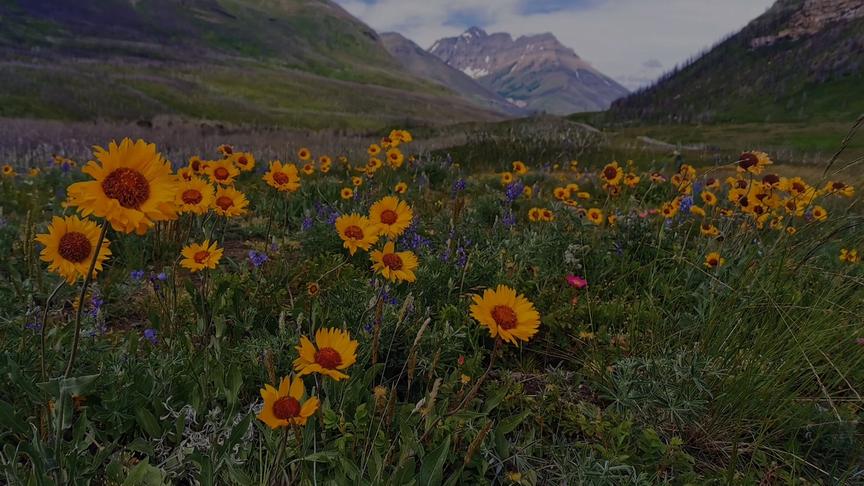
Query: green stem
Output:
[[40, 281, 65, 382], [64, 222, 109, 378]]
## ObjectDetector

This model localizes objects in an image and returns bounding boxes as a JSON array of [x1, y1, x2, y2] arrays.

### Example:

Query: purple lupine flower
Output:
[[679, 196, 693, 215], [451, 178, 466, 197], [456, 246, 469, 267], [143, 328, 158, 345], [363, 322, 373, 333], [130, 269, 146, 281], [248, 250, 268, 268], [156, 272, 167, 281], [25, 321, 42, 332], [301, 217, 314, 231], [504, 181, 525, 204], [502, 211, 516, 228], [327, 210, 340, 225], [88, 295, 104, 318]]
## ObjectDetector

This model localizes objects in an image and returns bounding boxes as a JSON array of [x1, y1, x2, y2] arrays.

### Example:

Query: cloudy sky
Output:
[[334, 0, 775, 90]]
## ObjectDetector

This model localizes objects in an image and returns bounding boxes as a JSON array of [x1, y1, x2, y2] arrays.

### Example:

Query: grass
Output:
[[0, 124, 862, 484]]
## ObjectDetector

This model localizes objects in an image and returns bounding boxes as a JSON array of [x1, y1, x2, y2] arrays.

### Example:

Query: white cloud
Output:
[[335, 0, 775, 89]]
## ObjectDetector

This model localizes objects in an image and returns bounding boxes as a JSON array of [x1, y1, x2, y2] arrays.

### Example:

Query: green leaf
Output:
[[0, 400, 27, 434], [418, 435, 451, 486], [135, 408, 162, 438]]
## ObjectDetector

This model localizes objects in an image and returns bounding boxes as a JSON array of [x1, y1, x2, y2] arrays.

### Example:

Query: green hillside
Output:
[[608, 0, 864, 124], [0, 0, 503, 128]]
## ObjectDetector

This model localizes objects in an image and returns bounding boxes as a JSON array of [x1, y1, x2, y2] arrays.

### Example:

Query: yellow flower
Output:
[[607, 214, 617, 225], [294, 328, 358, 381], [1, 164, 15, 177], [352, 176, 363, 187], [230, 152, 255, 172], [840, 248, 860, 263], [175, 177, 215, 215], [340, 187, 354, 199], [257, 376, 320, 429], [541, 209, 554, 222], [704, 252, 725, 269], [737, 151, 772, 174], [177, 167, 195, 182], [576, 191, 591, 200], [188, 155, 204, 174], [180, 240, 223, 272], [66, 138, 177, 235], [318, 155, 332, 166], [369, 196, 413, 239], [371, 241, 418, 283], [212, 186, 249, 217], [206, 159, 240, 186], [623, 173, 640, 188], [690, 205, 706, 217], [553, 187, 569, 201], [216, 144, 234, 157], [586, 208, 604, 225], [528, 208, 542, 222], [786, 226, 797, 235], [297, 147, 312, 161], [394, 182, 408, 194], [366, 158, 383, 173], [824, 181, 854, 198], [660, 201, 678, 219], [512, 161, 527, 175], [500, 172, 514, 185], [367, 144, 382, 157], [700, 223, 719, 237], [29, 167, 41, 177], [470, 285, 541, 345], [335, 213, 380, 255], [307, 281, 320, 296], [811, 206, 828, 222], [35, 216, 112, 284], [263, 161, 301, 192], [460, 374, 471, 384], [599, 162, 623, 186], [386, 148, 404, 169], [302, 163, 315, 176], [701, 191, 718, 206], [522, 186, 533, 198]]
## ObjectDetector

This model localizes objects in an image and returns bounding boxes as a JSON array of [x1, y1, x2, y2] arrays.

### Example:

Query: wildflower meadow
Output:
[[0, 127, 862, 484]]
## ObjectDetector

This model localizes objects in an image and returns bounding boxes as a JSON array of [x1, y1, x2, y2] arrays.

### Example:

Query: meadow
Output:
[[0, 120, 863, 485]]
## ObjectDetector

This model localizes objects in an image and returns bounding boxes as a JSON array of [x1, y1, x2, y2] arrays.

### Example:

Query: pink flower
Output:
[[566, 274, 588, 289]]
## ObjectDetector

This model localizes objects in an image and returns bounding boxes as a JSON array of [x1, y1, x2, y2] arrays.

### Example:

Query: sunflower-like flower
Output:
[[335, 214, 380, 255], [35, 216, 112, 284], [700, 223, 720, 237], [367, 144, 382, 157], [294, 328, 358, 381], [840, 248, 860, 263], [263, 161, 300, 192], [553, 187, 569, 201], [180, 240, 223, 272], [386, 148, 404, 169], [823, 181, 855, 198], [371, 241, 418, 283], [212, 186, 249, 217], [394, 182, 407, 194], [340, 187, 354, 199], [230, 152, 255, 172], [177, 167, 195, 182], [500, 172, 514, 185], [175, 177, 215, 215], [737, 151, 772, 174], [587, 208, 604, 225], [188, 156, 204, 174], [470, 285, 541, 345], [217, 144, 234, 157], [206, 159, 239, 186], [512, 161, 527, 175], [704, 252, 725, 269], [528, 208, 542, 222], [2, 164, 16, 177], [352, 176, 363, 187], [701, 191, 718, 206], [297, 147, 312, 161], [369, 196, 413, 239], [599, 162, 624, 186], [257, 376, 320, 429], [811, 205, 828, 222], [65, 139, 177, 234]]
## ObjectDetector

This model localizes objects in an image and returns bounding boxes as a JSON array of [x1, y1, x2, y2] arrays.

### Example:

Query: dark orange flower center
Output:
[[832, 181, 846, 190], [382, 253, 403, 270], [215, 196, 234, 211], [762, 174, 780, 185], [273, 396, 301, 419], [380, 209, 398, 225], [191, 160, 201, 171], [193, 250, 210, 264], [58, 232, 92, 263], [237, 156, 248, 166], [738, 152, 758, 170], [272, 172, 290, 185], [344, 225, 364, 240], [315, 347, 342, 369], [735, 180, 748, 189], [214, 167, 230, 180], [708, 258, 718, 266], [491, 305, 518, 330], [102, 168, 150, 209], [603, 166, 618, 180], [791, 182, 805, 193], [181, 189, 203, 205]]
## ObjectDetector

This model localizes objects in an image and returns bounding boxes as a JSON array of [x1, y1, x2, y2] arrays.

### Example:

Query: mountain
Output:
[[380, 32, 527, 117], [0, 0, 505, 128], [609, 0, 864, 123], [429, 27, 629, 115]]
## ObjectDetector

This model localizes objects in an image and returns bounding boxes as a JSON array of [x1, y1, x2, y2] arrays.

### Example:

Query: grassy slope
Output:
[[608, 0, 864, 124], [0, 0, 502, 129]]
